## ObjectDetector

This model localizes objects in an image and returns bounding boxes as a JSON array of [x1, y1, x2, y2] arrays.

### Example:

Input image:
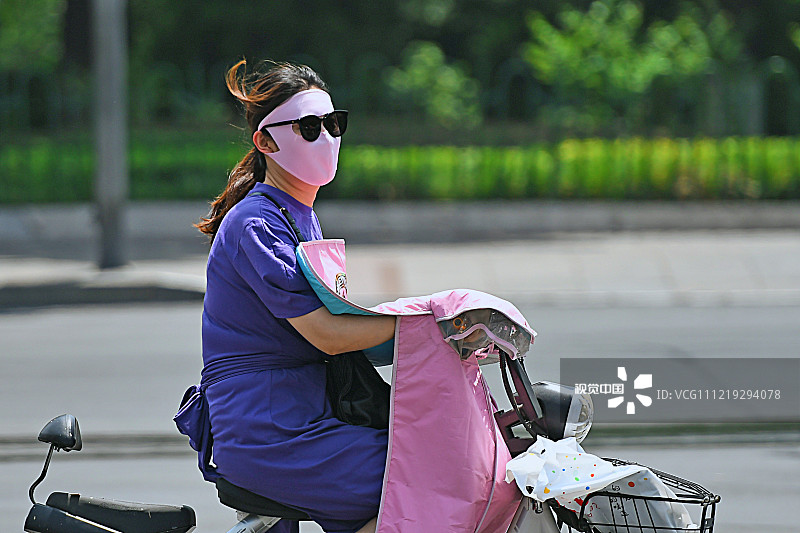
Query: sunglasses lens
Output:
[[324, 111, 348, 138], [296, 111, 348, 141], [298, 116, 322, 141]]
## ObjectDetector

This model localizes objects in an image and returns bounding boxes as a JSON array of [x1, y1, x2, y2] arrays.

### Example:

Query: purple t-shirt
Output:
[[202, 183, 325, 369]]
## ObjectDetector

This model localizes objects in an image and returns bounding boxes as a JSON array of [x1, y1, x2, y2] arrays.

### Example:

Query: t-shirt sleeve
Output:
[[233, 216, 323, 319]]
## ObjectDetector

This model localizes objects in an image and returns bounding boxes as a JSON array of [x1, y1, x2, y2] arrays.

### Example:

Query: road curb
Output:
[[0, 269, 206, 309], [0, 282, 204, 309]]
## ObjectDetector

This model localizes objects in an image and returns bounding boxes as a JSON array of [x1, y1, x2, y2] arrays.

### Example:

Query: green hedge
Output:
[[333, 138, 800, 200], [2, 136, 799, 204]]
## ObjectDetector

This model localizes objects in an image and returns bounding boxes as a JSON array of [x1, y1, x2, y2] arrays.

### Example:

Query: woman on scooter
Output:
[[195, 59, 395, 533]]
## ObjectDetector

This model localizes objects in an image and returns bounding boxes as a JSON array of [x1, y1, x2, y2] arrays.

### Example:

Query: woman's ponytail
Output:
[[194, 148, 261, 241]]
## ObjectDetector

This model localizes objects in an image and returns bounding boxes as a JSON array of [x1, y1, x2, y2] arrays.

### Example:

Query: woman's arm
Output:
[[288, 306, 396, 355]]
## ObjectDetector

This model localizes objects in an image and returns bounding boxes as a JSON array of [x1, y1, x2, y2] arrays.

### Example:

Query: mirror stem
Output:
[[29, 444, 55, 505]]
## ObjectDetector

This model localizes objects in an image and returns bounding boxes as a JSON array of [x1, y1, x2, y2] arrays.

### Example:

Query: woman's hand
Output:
[[288, 306, 396, 355]]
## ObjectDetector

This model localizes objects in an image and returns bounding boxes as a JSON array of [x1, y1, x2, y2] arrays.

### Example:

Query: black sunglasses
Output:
[[260, 110, 348, 142]]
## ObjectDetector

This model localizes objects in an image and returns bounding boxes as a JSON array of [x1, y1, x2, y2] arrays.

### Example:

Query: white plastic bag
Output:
[[505, 437, 696, 532], [505, 437, 643, 506]]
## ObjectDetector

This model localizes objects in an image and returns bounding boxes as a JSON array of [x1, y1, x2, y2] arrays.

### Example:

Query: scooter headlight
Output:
[[529, 381, 594, 443]]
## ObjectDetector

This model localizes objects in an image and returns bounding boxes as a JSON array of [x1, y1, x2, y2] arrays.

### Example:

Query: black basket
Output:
[[549, 458, 720, 533]]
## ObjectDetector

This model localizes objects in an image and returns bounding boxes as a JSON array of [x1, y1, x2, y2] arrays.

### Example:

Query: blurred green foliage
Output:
[[2, 134, 798, 204], [0, 0, 66, 71], [522, 0, 742, 132], [385, 41, 482, 128], [2, 0, 800, 137], [791, 22, 800, 53]]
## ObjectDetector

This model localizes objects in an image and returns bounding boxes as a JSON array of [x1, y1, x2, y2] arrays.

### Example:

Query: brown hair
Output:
[[195, 59, 329, 242]]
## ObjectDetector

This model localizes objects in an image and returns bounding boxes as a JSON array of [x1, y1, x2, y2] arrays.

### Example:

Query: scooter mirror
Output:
[[38, 414, 82, 452]]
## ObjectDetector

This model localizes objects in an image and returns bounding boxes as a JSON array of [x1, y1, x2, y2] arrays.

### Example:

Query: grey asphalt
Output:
[[3, 302, 797, 438]]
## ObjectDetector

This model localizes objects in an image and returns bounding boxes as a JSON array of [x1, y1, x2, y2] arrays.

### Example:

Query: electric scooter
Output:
[[23, 315, 720, 533]]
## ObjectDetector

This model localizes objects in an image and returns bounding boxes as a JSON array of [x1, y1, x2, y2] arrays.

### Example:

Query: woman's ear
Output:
[[253, 130, 279, 154]]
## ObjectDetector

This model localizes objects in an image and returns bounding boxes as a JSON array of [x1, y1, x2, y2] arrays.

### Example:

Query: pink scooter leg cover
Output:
[[376, 315, 521, 533], [295, 238, 527, 529]]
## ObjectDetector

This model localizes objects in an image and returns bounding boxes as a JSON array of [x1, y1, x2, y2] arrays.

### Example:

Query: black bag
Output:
[[249, 191, 391, 430], [325, 350, 391, 429]]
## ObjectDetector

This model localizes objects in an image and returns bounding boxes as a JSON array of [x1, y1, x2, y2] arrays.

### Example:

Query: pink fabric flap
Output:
[[298, 240, 347, 296], [376, 315, 521, 533], [298, 241, 536, 349]]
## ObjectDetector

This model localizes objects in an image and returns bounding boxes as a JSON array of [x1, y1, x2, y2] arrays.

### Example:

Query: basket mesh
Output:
[[551, 458, 720, 533]]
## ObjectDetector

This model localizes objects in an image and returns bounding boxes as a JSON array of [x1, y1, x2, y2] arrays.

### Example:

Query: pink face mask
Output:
[[257, 89, 341, 186]]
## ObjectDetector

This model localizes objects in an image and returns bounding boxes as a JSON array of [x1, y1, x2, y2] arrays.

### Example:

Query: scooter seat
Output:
[[216, 478, 311, 521], [44, 492, 196, 533]]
